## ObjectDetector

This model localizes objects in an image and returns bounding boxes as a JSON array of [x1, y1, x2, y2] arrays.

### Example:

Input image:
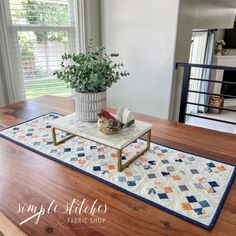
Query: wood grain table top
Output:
[[0, 96, 235, 236]]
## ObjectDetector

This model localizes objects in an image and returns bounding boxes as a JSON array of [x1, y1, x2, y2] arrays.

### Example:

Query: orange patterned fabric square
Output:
[[125, 171, 133, 177], [157, 152, 164, 157], [124, 151, 130, 156], [206, 188, 215, 193], [108, 164, 115, 170], [182, 203, 193, 210], [178, 153, 186, 158], [111, 153, 118, 158], [172, 175, 181, 181], [78, 140, 85, 144], [164, 186, 173, 193], [97, 146, 104, 152], [78, 160, 85, 164], [217, 166, 226, 171], [140, 157, 147, 162]]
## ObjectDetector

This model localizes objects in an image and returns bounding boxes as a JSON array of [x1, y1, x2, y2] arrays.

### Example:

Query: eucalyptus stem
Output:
[[53, 40, 130, 93]]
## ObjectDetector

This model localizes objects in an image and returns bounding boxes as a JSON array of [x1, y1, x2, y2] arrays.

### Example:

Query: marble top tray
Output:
[[51, 113, 152, 149]]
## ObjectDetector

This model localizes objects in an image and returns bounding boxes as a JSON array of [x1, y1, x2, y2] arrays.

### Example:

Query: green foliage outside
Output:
[[18, 32, 35, 63], [22, 0, 68, 43], [25, 78, 70, 98], [15, 0, 68, 63]]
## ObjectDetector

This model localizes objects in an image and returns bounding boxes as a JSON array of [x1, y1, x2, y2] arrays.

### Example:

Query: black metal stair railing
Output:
[[176, 62, 236, 126]]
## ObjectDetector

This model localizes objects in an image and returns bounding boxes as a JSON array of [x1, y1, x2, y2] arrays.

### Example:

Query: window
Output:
[[6, 0, 77, 99]]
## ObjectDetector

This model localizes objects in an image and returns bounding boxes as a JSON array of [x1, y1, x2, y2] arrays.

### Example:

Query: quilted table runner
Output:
[[0, 113, 235, 229]]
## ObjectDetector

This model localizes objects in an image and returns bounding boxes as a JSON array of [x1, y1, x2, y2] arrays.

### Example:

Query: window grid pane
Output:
[[8, 0, 75, 99]]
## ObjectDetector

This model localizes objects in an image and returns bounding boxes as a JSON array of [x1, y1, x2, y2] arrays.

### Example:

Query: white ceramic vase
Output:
[[75, 91, 107, 122]]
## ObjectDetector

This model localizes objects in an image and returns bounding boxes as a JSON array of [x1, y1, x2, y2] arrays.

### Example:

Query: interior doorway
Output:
[[187, 30, 216, 114], [187, 31, 208, 114]]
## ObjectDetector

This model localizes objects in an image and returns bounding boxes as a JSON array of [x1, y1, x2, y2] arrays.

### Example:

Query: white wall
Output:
[[102, 0, 236, 120], [215, 29, 225, 41], [102, 0, 179, 118], [84, 0, 102, 48], [170, 0, 236, 120]]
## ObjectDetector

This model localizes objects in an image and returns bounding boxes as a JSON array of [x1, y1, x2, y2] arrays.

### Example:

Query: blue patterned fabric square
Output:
[[208, 181, 219, 188], [90, 146, 97, 149], [144, 165, 151, 170], [187, 156, 195, 161], [134, 175, 142, 181], [78, 153, 85, 157], [122, 156, 126, 160], [93, 166, 101, 171], [179, 185, 189, 191], [33, 141, 41, 146], [161, 160, 169, 164], [186, 196, 197, 203], [47, 141, 53, 145], [167, 166, 175, 172], [161, 172, 170, 176], [46, 125, 51, 128], [193, 183, 204, 189], [50, 149, 57, 153], [148, 160, 156, 165], [190, 169, 199, 174], [118, 176, 126, 182], [148, 188, 157, 195], [161, 149, 168, 153], [153, 146, 160, 151], [127, 181, 136, 186], [26, 133, 32, 136], [138, 141, 145, 145], [199, 200, 210, 208], [207, 162, 216, 168], [194, 208, 204, 215], [98, 155, 105, 159], [158, 193, 168, 199], [148, 173, 156, 179], [64, 148, 71, 152], [148, 149, 156, 154]]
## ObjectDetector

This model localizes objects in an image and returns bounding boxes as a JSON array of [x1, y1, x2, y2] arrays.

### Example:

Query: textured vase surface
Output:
[[75, 91, 107, 122]]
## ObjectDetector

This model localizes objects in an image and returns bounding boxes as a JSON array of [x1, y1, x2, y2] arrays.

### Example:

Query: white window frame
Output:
[[1, 0, 86, 102]]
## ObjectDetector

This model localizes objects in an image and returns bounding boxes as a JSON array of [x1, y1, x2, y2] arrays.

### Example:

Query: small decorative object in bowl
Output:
[[222, 49, 229, 55], [215, 40, 226, 55], [97, 108, 135, 135], [54, 40, 130, 122]]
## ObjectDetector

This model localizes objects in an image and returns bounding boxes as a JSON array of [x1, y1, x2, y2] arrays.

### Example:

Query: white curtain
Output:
[[0, 0, 25, 105]]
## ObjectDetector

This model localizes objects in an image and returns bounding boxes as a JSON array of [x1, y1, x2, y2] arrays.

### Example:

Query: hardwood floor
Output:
[[0, 96, 236, 236]]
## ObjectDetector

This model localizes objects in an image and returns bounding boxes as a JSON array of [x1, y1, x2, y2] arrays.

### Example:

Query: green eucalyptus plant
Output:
[[53, 41, 130, 93]]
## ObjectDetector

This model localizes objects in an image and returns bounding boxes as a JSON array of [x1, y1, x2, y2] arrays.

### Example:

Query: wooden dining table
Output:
[[0, 96, 235, 236]]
